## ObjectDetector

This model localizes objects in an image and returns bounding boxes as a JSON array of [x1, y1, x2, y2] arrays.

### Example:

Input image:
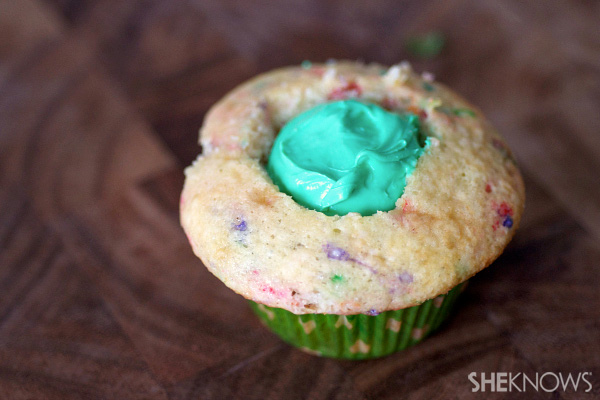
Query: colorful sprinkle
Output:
[[323, 243, 377, 273], [310, 67, 326, 77], [366, 309, 380, 316], [402, 198, 414, 213], [422, 82, 434, 92], [261, 285, 276, 295], [381, 96, 398, 110], [485, 183, 492, 193], [324, 244, 351, 261], [331, 274, 344, 283], [260, 285, 288, 299], [398, 272, 414, 284], [328, 81, 362, 100], [301, 60, 312, 69], [452, 108, 476, 117], [492, 202, 514, 231], [407, 105, 428, 120], [433, 105, 452, 116], [498, 202, 514, 217], [233, 219, 247, 231]]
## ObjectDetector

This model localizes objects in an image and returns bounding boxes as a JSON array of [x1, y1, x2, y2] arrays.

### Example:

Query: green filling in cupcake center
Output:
[[267, 100, 426, 216]]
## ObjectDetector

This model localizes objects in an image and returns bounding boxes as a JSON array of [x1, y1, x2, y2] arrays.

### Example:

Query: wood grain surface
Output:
[[1, 1, 599, 399]]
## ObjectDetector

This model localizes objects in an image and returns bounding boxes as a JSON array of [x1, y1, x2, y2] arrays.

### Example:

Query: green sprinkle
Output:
[[301, 60, 312, 69], [434, 105, 451, 115], [422, 82, 435, 92], [405, 32, 445, 59], [452, 108, 476, 117], [331, 274, 343, 283]]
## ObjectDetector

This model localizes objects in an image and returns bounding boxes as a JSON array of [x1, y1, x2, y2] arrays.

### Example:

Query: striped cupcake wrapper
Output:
[[249, 281, 467, 359]]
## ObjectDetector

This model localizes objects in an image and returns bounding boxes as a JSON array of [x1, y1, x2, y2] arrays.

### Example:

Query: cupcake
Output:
[[180, 61, 524, 359]]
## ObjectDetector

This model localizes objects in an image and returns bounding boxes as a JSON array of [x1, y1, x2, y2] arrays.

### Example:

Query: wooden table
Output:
[[1, 1, 599, 398]]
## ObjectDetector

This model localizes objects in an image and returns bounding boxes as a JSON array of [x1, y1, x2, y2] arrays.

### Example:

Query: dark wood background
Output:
[[1, 1, 599, 399]]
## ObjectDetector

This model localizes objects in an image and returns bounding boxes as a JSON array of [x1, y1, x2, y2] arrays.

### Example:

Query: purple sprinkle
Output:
[[366, 309, 379, 316], [233, 220, 247, 231], [398, 272, 414, 284], [502, 216, 513, 228], [324, 244, 350, 261]]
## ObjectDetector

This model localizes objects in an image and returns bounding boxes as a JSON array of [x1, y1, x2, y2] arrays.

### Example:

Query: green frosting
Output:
[[267, 100, 426, 216]]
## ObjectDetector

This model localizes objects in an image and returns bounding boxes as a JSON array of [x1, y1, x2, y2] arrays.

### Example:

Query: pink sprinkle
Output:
[[498, 202, 513, 217], [381, 97, 398, 110], [260, 285, 287, 298], [485, 184, 492, 193], [492, 220, 500, 231], [328, 81, 362, 100], [311, 67, 325, 77], [402, 198, 413, 213]]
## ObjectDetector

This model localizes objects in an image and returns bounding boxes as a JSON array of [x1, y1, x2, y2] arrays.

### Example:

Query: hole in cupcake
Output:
[[267, 100, 426, 217]]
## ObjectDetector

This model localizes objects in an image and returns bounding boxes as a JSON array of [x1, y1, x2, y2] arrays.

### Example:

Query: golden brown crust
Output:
[[180, 61, 525, 314]]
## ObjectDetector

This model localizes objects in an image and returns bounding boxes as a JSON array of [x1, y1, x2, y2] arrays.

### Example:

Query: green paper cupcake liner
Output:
[[249, 281, 467, 360]]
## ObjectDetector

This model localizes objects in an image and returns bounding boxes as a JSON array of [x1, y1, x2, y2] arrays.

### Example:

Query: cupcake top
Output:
[[180, 61, 525, 315]]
